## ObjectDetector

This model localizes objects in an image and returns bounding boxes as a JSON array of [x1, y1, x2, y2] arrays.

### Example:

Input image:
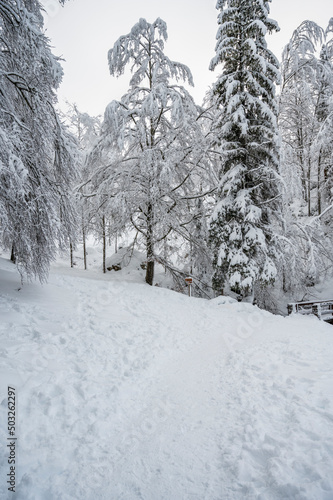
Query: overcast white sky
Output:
[[41, 0, 332, 117]]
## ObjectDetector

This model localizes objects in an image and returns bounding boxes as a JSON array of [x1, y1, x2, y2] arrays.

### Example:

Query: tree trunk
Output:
[[317, 150, 322, 215], [145, 52, 155, 286], [297, 126, 307, 203], [70, 242, 74, 268], [307, 158, 311, 216], [108, 221, 112, 246], [145, 203, 154, 285], [102, 215, 106, 274], [82, 217, 87, 270], [164, 238, 167, 274], [10, 243, 16, 264], [146, 256, 154, 285]]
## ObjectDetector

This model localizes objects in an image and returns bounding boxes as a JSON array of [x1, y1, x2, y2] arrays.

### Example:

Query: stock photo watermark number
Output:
[[7, 387, 17, 493]]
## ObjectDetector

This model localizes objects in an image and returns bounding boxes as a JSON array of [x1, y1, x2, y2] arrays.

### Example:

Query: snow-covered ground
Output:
[[1, 249, 333, 500]]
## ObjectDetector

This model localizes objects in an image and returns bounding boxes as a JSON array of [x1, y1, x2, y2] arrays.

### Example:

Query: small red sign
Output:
[[185, 277, 193, 284]]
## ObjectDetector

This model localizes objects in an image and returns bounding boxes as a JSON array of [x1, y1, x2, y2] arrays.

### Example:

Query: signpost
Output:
[[185, 276, 193, 297]]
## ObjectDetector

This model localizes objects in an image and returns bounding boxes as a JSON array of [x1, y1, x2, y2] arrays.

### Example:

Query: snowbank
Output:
[[0, 255, 333, 499]]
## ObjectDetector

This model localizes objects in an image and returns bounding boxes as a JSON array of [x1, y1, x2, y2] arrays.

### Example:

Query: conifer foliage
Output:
[[209, 0, 282, 297]]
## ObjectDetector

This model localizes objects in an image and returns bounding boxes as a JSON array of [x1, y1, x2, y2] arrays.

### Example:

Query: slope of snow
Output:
[[0, 254, 333, 499]]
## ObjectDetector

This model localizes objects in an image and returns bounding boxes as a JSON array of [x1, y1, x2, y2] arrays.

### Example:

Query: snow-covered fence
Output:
[[287, 300, 333, 322]]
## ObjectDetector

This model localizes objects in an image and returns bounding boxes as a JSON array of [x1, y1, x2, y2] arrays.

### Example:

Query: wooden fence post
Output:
[[312, 303, 322, 320]]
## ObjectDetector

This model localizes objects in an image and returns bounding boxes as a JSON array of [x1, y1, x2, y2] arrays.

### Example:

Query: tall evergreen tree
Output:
[[208, 0, 282, 298]]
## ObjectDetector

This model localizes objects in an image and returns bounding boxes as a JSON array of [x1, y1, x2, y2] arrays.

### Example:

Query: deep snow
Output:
[[0, 249, 333, 500]]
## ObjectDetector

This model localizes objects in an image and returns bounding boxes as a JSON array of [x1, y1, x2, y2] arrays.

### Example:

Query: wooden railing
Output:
[[287, 299, 333, 321]]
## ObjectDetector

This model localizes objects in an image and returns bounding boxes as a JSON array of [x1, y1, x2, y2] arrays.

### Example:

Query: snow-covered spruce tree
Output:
[[86, 18, 212, 286], [0, 0, 78, 282], [208, 0, 282, 298]]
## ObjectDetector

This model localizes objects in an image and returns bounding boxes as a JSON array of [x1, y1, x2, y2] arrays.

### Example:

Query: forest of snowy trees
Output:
[[1, 0, 333, 311]]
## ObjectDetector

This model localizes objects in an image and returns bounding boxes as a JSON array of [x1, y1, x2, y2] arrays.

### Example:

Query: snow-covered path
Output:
[[1, 256, 333, 499]]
